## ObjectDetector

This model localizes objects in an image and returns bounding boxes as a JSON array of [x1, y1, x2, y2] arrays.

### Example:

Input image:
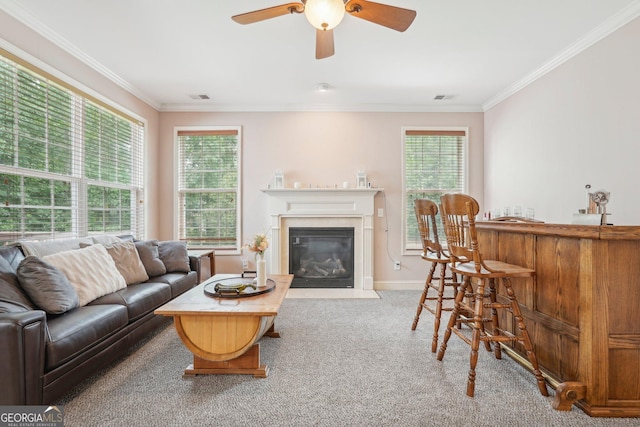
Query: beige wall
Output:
[[484, 16, 640, 225], [159, 111, 484, 286]]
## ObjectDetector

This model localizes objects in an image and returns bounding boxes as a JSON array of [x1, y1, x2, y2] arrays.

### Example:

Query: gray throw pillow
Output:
[[158, 241, 190, 273], [16, 256, 80, 314], [134, 240, 167, 277], [0, 256, 35, 310]]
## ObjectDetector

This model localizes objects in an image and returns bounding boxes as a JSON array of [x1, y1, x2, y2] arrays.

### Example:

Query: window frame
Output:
[[174, 126, 242, 255], [401, 126, 469, 255], [0, 47, 146, 243]]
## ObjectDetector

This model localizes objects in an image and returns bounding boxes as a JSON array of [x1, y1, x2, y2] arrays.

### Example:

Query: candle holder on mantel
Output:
[[356, 171, 367, 189], [273, 170, 284, 189]]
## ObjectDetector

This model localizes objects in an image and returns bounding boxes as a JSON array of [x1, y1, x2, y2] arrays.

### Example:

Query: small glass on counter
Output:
[[525, 208, 535, 220]]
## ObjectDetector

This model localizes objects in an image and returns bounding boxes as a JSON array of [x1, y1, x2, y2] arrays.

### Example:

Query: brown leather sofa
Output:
[[0, 236, 199, 405]]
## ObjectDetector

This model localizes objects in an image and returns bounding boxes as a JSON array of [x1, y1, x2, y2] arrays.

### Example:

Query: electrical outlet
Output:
[[377, 208, 384, 217], [241, 259, 248, 269], [394, 261, 401, 270]]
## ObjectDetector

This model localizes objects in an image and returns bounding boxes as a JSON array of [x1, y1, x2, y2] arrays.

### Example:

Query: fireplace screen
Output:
[[289, 227, 354, 288]]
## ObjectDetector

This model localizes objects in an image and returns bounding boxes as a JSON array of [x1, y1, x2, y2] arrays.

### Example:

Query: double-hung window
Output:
[[402, 127, 468, 252], [0, 49, 145, 243], [176, 127, 241, 253]]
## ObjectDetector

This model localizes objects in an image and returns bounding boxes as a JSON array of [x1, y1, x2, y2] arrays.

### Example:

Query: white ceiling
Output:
[[2, 0, 639, 112]]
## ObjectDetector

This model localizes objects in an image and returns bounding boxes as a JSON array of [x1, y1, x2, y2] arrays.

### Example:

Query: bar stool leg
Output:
[[431, 262, 448, 352], [436, 276, 471, 361], [503, 278, 549, 397], [469, 279, 492, 353], [488, 278, 502, 359], [412, 261, 437, 330], [466, 279, 487, 397], [452, 272, 465, 330]]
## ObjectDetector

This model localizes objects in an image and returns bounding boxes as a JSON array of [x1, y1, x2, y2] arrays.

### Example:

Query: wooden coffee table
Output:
[[155, 274, 293, 378]]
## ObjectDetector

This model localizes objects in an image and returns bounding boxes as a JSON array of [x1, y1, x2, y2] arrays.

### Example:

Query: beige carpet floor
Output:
[[55, 291, 639, 426]]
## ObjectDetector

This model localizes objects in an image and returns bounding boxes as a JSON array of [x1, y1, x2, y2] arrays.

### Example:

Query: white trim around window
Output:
[[173, 126, 242, 254], [401, 126, 469, 255]]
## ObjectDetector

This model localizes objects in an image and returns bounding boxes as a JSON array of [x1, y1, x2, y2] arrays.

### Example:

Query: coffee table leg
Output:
[[264, 323, 280, 338], [183, 344, 269, 378]]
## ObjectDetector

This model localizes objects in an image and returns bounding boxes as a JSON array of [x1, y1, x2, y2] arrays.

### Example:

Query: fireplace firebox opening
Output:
[[289, 227, 355, 288]]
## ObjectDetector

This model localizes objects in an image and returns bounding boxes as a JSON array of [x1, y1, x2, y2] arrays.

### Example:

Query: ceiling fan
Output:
[[232, 0, 417, 59]]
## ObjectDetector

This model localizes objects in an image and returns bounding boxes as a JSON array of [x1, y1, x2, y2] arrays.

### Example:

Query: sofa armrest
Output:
[[0, 310, 47, 405], [189, 256, 199, 272]]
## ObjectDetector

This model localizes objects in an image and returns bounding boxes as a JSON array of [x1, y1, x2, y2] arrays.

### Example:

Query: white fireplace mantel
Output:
[[262, 188, 381, 291]]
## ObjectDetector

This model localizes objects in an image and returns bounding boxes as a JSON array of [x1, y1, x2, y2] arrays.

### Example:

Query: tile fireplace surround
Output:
[[262, 188, 380, 298]]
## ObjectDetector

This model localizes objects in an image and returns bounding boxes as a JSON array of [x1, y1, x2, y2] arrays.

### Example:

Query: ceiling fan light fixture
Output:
[[304, 0, 345, 30]]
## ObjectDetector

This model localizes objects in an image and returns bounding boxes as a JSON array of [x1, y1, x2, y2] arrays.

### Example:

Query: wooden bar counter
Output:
[[475, 221, 640, 417]]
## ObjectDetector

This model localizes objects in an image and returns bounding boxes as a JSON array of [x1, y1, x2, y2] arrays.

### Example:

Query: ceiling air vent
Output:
[[434, 94, 454, 100], [189, 94, 210, 100]]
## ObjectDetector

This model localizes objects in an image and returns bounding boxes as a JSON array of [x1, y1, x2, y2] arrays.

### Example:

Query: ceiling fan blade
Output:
[[345, 0, 416, 32], [316, 28, 335, 59], [232, 3, 305, 25]]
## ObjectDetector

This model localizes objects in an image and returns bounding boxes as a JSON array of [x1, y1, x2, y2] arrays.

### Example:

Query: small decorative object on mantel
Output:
[[356, 170, 367, 188], [274, 170, 284, 189], [245, 233, 269, 287]]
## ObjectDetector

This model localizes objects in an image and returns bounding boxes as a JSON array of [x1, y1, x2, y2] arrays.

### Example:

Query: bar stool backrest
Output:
[[439, 193, 486, 273], [413, 199, 444, 258]]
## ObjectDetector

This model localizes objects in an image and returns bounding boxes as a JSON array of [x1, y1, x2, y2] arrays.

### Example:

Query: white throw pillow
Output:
[[44, 244, 127, 306]]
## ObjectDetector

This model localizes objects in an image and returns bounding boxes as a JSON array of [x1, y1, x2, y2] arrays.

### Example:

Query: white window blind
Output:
[[402, 128, 467, 251], [0, 49, 145, 243], [177, 128, 241, 251]]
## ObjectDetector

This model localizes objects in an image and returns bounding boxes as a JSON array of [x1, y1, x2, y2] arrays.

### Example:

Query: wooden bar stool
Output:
[[411, 199, 460, 353], [436, 193, 549, 398]]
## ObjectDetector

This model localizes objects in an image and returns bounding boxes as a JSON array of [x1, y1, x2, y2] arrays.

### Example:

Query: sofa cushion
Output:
[[158, 241, 190, 273], [0, 245, 26, 271], [91, 235, 122, 246], [0, 255, 35, 310], [152, 271, 198, 298], [44, 244, 127, 306], [90, 281, 172, 321], [79, 241, 149, 285], [19, 237, 94, 257], [16, 256, 79, 314], [134, 240, 166, 277], [45, 304, 129, 370], [105, 241, 149, 285]]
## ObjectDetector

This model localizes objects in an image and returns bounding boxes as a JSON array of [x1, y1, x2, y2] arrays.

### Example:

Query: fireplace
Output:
[[289, 227, 354, 288], [262, 187, 380, 293]]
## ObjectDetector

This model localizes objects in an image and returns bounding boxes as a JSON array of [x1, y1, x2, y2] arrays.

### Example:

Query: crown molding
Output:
[[158, 102, 484, 113], [483, 1, 640, 111], [4, 0, 638, 115], [0, 1, 162, 110]]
